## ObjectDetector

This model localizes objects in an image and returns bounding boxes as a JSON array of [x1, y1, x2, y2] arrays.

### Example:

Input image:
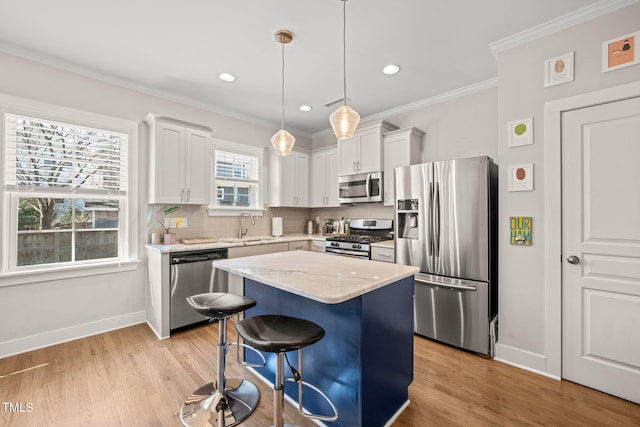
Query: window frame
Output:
[[208, 139, 265, 217], [0, 94, 139, 286]]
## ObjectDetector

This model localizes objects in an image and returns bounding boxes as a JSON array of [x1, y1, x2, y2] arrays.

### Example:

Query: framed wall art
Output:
[[508, 163, 533, 192], [510, 216, 532, 246], [507, 117, 533, 148], [602, 31, 639, 72], [544, 52, 574, 87]]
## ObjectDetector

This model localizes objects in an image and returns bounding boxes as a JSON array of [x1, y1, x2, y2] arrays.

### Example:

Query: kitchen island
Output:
[[213, 250, 419, 427]]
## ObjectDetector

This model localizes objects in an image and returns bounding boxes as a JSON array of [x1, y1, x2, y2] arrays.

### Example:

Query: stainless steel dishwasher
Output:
[[170, 249, 228, 330]]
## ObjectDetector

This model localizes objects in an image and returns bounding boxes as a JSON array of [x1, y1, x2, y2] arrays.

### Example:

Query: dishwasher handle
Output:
[[171, 249, 228, 264], [172, 255, 210, 263]]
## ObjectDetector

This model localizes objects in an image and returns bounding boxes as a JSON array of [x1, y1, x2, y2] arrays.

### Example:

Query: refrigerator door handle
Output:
[[428, 182, 434, 256], [415, 277, 477, 292], [434, 182, 441, 257]]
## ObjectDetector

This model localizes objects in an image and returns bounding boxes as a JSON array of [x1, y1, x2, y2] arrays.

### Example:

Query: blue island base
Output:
[[243, 276, 414, 427]]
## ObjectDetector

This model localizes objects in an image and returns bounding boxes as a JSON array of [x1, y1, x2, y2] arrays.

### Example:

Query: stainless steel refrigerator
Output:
[[394, 156, 498, 356]]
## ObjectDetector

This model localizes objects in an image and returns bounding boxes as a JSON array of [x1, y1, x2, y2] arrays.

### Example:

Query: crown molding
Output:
[[311, 78, 498, 139], [489, 0, 639, 57], [0, 41, 312, 139]]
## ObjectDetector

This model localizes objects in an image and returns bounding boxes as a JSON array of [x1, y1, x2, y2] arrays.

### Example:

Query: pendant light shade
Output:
[[330, 0, 360, 140], [329, 105, 360, 140], [271, 129, 296, 156], [271, 30, 295, 156]]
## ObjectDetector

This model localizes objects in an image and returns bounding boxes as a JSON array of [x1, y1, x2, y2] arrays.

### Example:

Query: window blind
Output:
[[214, 149, 258, 182], [4, 113, 128, 193]]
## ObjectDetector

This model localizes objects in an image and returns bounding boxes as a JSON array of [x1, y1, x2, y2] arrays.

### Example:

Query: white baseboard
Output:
[[0, 310, 146, 358], [494, 342, 560, 380]]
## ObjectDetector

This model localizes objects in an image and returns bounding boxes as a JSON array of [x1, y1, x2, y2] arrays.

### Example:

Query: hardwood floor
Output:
[[1, 322, 639, 426]]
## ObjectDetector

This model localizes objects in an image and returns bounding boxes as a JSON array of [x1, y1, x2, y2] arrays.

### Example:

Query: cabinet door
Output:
[[337, 136, 358, 176], [325, 148, 339, 206], [294, 151, 310, 207], [310, 151, 327, 207], [384, 135, 409, 206], [155, 122, 186, 203], [280, 154, 296, 206], [358, 127, 382, 173], [185, 129, 210, 204]]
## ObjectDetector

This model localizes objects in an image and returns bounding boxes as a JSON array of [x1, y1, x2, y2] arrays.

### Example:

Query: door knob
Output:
[[567, 255, 580, 265]]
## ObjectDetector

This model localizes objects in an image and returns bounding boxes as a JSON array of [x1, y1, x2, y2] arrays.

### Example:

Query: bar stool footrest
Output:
[[229, 341, 267, 368], [285, 378, 339, 422]]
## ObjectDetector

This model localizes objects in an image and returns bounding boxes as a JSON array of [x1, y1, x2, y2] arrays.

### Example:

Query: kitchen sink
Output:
[[218, 236, 276, 243]]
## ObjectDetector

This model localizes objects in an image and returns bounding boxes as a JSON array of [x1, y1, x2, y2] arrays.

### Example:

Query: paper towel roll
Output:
[[272, 217, 283, 237]]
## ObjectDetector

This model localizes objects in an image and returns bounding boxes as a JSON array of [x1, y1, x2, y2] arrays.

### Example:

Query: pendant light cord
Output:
[[342, 0, 347, 107], [281, 41, 285, 130]]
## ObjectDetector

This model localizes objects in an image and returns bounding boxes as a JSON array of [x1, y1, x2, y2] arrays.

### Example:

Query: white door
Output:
[[562, 96, 640, 404]]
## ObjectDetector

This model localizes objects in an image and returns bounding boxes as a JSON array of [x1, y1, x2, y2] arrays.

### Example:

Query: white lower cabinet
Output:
[[228, 242, 289, 258], [288, 241, 310, 251], [310, 240, 326, 253], [371, 246, 395, 263]]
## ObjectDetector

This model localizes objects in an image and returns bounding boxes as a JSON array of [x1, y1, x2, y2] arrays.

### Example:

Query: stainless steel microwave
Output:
[[338, 171, 383, 203]]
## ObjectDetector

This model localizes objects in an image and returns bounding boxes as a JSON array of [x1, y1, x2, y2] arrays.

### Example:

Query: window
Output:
[[211, 144, 263, 213], [4, 111, 130, 270]]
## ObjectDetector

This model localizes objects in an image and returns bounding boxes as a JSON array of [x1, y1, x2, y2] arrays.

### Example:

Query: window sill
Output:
[[0, 259, 141, 288]]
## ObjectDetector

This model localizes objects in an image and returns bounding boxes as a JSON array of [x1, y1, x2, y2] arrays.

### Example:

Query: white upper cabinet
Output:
[[383, 127, 425, 206], [145, 114, 212, 204], [268, 149, 310, 207], [310, 146, 339, 208], [337, 120, 398, 176]]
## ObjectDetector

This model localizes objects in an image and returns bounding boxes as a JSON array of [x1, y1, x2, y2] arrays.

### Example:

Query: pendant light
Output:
[[271, 30, 296, 156], [330, 0, 360, 140]]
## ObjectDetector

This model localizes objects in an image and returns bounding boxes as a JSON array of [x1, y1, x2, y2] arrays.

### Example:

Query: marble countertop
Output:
[[146, 233, 326, 253], [213, 250, 418, 304]]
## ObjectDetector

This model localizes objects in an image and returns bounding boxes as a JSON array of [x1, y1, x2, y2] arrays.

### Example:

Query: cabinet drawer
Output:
[[310, 240, 326, 253], [371, 246, 395, 263], [288, 241, 310, 251]]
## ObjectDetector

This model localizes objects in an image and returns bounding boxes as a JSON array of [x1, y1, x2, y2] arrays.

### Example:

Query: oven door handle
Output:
[[325, 249, 367, 258]]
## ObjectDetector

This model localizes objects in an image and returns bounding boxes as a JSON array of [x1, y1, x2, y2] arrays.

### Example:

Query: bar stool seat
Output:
[[188, 292, 257, 318], [180, 292, 259, 427], [235, 314, 325, 353], [236, 314, 337, 427]]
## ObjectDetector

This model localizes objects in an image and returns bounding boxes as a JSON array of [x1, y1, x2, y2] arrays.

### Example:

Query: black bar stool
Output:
[[180, 293, 261, 427], [235, 314, 338, 427]]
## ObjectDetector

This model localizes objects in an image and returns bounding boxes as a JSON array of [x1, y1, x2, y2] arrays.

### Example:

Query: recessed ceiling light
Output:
[[218, 72, 236, 82], [299, 105, 312, 112], [382, 64, 400, 75]]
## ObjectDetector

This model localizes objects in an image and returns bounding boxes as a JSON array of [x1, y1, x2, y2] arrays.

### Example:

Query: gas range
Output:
[[325, 219, 393, 259]]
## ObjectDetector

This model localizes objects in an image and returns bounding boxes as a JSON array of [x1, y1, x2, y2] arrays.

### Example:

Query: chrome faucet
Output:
[[238, 211, 256, 239]]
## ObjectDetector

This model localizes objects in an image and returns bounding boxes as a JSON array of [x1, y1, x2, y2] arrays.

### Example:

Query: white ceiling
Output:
[[0, 0, 605, 135]]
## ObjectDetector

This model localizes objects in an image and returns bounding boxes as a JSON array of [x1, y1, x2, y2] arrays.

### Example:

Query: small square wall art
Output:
[[544, 52, 574, 87], [603, 31, 639, 72], [507, 117, 533, 148], [508, 163, 533, 192]]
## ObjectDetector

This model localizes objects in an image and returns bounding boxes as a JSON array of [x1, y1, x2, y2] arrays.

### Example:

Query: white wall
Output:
[[495, 2, 640, 375], [0, 51, 309, 357]]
